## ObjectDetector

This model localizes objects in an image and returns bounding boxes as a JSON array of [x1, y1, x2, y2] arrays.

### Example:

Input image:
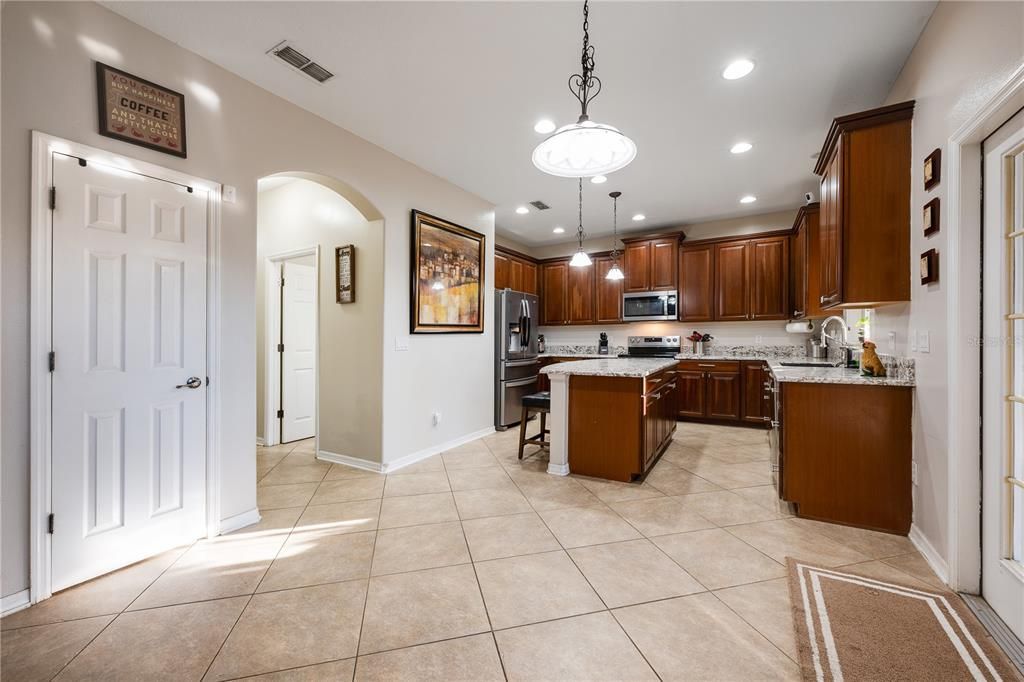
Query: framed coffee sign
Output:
[[96, 62, 187, 158], [336, 245, 355, 304]]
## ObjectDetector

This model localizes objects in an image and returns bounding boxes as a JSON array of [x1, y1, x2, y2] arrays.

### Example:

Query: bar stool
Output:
[[518, 391, 551, 460]]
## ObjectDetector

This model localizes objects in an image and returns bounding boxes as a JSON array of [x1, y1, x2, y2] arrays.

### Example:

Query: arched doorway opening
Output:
[[255, 172, 385, 481]]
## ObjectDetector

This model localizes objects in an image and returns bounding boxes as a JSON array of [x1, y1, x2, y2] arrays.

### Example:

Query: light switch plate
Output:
[[887, 331, 896, 351], [919, 330, 931, 353], [222, 185, 237, 203], [910, 330, 918, 352]]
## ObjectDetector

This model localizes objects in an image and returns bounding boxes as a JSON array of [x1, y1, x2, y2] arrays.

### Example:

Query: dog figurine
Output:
[[861, 341, 887, 377]]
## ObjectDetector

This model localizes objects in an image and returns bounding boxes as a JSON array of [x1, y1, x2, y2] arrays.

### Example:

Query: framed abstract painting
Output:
[[410, 210, 486, 333]]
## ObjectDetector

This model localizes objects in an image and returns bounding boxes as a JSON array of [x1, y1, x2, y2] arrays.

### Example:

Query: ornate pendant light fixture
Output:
[[606, 191, 625, 280], [569, 178, 592, 267], [532, 0, 637, 178]]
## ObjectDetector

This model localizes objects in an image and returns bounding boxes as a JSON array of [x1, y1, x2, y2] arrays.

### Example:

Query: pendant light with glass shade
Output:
[[569, 178, 592, 267], [605, 191, 625, 280], [532, 0, 637, 178]]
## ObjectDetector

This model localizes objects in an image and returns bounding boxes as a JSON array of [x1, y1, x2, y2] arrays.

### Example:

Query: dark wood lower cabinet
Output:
[[568, 369, 676, 482], [676, 360, 770, 427], [781, 382, 912, 534]]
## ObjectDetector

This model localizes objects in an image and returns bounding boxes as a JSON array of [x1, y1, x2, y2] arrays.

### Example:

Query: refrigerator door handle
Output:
[[504, 376, 539, 388]]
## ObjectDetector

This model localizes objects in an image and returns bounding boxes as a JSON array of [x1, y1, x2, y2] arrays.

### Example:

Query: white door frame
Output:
[[946, 63, 1024, 593], [29, 131, 223, 603], [262, 246, 320, 450]]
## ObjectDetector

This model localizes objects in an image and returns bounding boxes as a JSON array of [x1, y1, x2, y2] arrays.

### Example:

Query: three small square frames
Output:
[[920, 148, 941, 285]]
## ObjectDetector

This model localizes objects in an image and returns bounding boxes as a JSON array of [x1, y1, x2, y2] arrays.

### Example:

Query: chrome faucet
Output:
[[820, 315, 851, 365]]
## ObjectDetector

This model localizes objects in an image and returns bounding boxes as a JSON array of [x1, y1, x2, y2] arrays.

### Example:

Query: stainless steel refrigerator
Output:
[[494, 289, 540, 429]]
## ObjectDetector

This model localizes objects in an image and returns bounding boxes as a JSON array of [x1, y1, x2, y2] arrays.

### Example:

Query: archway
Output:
[[255, 172, 385, 479]]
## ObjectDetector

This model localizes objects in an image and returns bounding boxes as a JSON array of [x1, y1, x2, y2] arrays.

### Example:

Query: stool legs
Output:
[[518, 405, 530, 460]]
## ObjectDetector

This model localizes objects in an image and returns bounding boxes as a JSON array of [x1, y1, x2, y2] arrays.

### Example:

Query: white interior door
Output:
[[982, 109, 1024, 640], [50, 152, 208, 592], [280, 260, 317, 443]]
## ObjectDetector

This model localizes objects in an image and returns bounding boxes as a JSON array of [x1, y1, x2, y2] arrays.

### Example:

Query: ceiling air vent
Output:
[[267, 41, 335, 84], [529, 200, 551, 211]]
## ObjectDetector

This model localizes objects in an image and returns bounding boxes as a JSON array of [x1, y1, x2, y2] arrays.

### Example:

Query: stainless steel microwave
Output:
[[622, 291, 678, 321]]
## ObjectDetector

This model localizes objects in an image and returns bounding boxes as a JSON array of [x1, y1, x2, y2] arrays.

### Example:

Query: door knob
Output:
[[176, 376, 202, 389]]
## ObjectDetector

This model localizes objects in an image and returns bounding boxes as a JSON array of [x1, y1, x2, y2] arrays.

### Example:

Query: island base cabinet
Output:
[[568, 371, 676, 482], [781, 382, 912, 534]]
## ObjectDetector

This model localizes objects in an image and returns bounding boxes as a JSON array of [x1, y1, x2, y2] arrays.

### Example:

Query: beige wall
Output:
[[869, 1, 1024, 558], [256, 178, 384, 460], [1, 1, 494, 600]]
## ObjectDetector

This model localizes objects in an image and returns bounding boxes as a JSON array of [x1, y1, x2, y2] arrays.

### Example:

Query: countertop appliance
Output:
[[494, 289, 540, 430], [598, 332, 609, 355], [618, 336, 681, 359], [623, 291, 678, 322]]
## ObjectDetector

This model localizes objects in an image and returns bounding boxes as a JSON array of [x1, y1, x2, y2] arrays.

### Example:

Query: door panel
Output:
[[741, 362, 767, 424], [623, 242, 650, 292], [281, 261, 317, 443], [791, 219, 808, 318], [494, 252, 510, 290], [595, 256, 623, 323], [715, 242, 749, 320], [819, 147, 843, 307], [679, 246, 714, 321], [706, 372, 741, 420], [51, 153, 208, 591], [567, 262, 595, 324], [676, 370, 706, 418], [541, 262, 567, 325], [749, 237, 789, 320], [650, 239, 677, 290]]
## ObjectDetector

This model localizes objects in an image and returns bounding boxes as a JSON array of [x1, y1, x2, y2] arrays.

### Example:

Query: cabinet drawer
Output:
[[676, 360, 739, 373]]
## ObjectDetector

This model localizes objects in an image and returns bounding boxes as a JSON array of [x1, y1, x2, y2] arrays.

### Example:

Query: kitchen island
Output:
[[541, 358, 678, 482]]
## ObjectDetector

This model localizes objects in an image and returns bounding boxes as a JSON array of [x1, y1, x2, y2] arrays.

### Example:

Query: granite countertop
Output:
[[540, 357, 678, 378], [539, 352, 613, 359], [766, 360, 915, 387]]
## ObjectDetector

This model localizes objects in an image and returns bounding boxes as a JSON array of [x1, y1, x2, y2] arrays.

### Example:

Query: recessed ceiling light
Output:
[[722, 59, 755, 80], [515, 206, 529, 215], [533, 119, 556, 134], [553, 226, 565, 234], [740, 195, 757, 204], [632, 213, 646, 221], [590, 175, 607, 184], [730, 142, 753, 154]]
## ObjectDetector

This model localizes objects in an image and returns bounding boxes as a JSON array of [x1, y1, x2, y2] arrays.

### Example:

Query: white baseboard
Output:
[[256, 437, 266, 447], [319, 426, 497, 475], [219, 508, 262, 535], [383, 426, 497, 473], [317, 450, 386, 473], [909, 523, 950, 586], [1, 589, 31, 617]]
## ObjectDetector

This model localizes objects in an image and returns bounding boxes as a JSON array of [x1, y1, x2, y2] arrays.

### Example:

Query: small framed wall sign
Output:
[[336, 245, 355, 304], [96, 62, 187, 158], [923, 148, 941, 191], [920, 249, 939, 284], [923, 197, 940, 236]]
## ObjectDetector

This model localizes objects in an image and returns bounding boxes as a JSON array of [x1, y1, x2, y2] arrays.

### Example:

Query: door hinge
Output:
[[205, 376, 210, 386], [280, 277, 285, 287], [47, 513, 54, 534], [277, 409, 284, 419], [48, 351, 55, 372], [48, 187, 56, 210], [277, 343, 284, 353]]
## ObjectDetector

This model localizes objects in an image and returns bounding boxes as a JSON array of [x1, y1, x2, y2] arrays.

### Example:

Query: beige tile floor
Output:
[[1, 423, 940, 681]]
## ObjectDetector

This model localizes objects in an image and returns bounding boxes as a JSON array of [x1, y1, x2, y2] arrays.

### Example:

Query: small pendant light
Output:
[[569, 178, 592, 267], [606, 190, 624, 280]]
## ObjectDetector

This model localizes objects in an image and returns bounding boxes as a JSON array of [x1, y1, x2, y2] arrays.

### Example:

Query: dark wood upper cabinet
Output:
[[567, 262, 596, 324], [748, 236, 789, 320], [791, 218, 807, 319], [540, 261, 568, 325], [623, 242, 652, 292], [509, 259, 524, 293], [814, 101, 913, 309], [791, 204, 822, 319], [679, 245, 714, 322], [622, 237, 678, 293], [494, 251, 510, 290], [521, 261, 538, 296], [715, 241, 749, 321], [650, 238, 678, 290], [595, 256, 624, 323]]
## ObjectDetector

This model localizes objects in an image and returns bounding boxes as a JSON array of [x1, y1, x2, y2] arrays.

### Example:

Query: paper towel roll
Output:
[[785, 320, 814, 334]]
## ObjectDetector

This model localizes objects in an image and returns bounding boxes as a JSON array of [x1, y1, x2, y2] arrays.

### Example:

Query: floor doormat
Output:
[[787, 558, 1021, 681]]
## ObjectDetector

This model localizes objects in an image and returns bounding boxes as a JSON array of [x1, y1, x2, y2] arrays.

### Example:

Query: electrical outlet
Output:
[[754, 335, 763, 344], [432, 411, 442, 427], [911, 460, 918, 486], [888, 331, 896, 351], [910, 330, 917, 352], [919, 330, 931, 353]]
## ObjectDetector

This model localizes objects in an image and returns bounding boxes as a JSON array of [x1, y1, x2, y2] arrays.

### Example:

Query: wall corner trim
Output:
[[1, 590, 32, 617], [219, 508, 262, 536], [318, 450, 386, 473], [383, 426, 497, 474], [909, 523, 950, 587]]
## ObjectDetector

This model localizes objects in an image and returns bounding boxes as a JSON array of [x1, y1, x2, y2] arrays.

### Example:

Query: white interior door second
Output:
[[983, 108, 1024, 641], [50, 152, 208, 592], [280, 259, 317, 443]]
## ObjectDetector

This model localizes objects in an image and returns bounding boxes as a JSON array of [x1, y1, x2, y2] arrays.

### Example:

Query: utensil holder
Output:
[[692, 341, 705, 355]]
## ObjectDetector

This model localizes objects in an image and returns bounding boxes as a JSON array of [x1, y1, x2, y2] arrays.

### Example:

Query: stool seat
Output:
[[521, 391, 551, 410]]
